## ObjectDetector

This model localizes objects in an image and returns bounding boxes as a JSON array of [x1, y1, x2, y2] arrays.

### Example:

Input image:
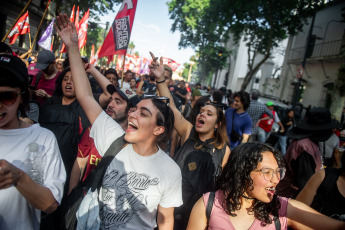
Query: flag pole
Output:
[[28, 32, 32, 49], [121, 54, 126, 88], [31, 0, 51, 49], [59, 52, 63, 59], [50, 35, 54, 51], [2, 0, 32, 42]]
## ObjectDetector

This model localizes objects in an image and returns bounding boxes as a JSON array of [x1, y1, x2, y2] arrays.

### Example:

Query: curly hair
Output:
[[233, 91, 250, 110], [53, 67, 71, 97], [216, 143, 283, 226]]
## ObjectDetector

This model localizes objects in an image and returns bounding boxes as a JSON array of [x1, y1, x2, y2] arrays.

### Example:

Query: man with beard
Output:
[[68, 85, 140, 193]]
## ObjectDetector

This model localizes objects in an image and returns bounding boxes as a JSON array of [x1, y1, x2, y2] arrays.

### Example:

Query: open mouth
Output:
[[266, 187, 276, 195], [196, 118, 205, 127], [65, 86, 72, 90], [126, 121, 138, 132], [0, 112, 6, 121], [106, 108, 114, 115]]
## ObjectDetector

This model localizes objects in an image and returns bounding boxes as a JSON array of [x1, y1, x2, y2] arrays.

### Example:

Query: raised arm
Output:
[[84, 63, 111, 108], [149, 52, 193, 145], [54, 13, 102, 124]]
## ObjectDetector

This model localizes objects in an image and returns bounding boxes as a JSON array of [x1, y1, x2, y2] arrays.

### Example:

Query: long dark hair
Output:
[[216, 143, 283, 226], [189, 96, 210, 124], [144, 98, 175, 150]]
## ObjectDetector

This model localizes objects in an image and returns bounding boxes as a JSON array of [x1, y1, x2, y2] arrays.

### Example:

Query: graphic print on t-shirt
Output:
[[100, 169, 159, 229]]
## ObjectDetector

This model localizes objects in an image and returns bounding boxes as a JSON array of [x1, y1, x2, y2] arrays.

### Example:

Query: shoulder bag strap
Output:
[[90, 133, 126, 192], [231, 109, 236, 133], [206, 191, 216, 227], [274, 217, 281, 230]]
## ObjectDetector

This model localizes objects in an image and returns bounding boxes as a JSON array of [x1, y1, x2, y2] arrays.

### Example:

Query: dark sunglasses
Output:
[[204, 102, 227, 109], [0, 91, 23, 106], [143, 95, 170, 106]]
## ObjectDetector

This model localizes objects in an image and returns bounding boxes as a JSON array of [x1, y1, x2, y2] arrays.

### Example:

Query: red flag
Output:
[[78, 9, 89, 49], [60, 5, 76, 53], [90, 45, 102, 64], [8, 11, 30, 45], [107, 55, 114, 65], [98, 0, 138, 58], [163, 57, 180, 71], [75, 6, 80, 33], [116, 55, 124, 69]]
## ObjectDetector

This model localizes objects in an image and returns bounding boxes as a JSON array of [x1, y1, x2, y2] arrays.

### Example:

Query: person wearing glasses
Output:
[[0, 54, 66, 230], [55, 14, 182, 229], [187, 143, 345, 230], [150, 52, 230, 229]]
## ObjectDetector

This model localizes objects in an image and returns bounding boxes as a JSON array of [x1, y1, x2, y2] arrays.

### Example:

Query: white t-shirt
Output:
[[319, 133, 340, 159], [0, 124, 66, 230], [90, 111, 182, 229], [118, 80, 130, 89]]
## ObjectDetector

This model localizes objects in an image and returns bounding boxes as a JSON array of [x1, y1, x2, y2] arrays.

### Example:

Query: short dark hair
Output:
[[104, 68, 119, 80], [212, 90, 223, 103], [233, 91, 250, 110]]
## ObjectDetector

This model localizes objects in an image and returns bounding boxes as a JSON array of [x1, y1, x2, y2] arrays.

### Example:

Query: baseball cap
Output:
[[192, 89, 202, 97], [0, 54, 28, 87], [35, 50, 56, 70], [106, 84, 140, 107], [28, 63, 40, 76], [266, 101, 274, 106]]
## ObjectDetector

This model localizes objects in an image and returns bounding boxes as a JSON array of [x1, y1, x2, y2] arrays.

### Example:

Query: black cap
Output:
[[106, 84, 140, 107], [0, 54, 28, 87]]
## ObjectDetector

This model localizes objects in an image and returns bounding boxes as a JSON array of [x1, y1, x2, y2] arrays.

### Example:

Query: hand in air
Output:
[[148, 52, 165, 81], [54, 13, 79, 48]]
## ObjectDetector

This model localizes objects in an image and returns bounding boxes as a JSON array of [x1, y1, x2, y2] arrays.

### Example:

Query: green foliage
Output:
[[168, 0, 325, 89], [84, 21, 106, 57], [54, 0, 122, 21]]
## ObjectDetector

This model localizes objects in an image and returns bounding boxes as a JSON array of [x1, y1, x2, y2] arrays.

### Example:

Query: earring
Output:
[[214, 128, 217, 132]]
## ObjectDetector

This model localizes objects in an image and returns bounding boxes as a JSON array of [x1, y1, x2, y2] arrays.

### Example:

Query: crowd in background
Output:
[[1, 14, 345, 230]]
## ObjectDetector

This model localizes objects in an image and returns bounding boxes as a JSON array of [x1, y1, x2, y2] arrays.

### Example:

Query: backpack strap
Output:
[[90, 133, 126, 192], [274, 217, 281, 230], [206, 191, 216, 227], [35, 71, 43, 88]]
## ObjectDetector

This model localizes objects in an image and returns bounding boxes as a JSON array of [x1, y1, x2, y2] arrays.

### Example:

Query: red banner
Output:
[[98, 0, 138, 58], [78, 9, 89, 49], [8, 11, 30, 45], [60, 5, 75, 53]]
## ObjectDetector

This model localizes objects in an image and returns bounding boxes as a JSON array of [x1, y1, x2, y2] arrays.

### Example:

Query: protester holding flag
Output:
[[7, 11, 30, 45], [55, 11, 182, 230]]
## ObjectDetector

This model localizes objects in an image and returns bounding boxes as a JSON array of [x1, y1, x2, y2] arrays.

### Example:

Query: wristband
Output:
[[156, 79, 166, 84]]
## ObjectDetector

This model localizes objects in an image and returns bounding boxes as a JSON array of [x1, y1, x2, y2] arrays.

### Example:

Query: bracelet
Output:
[[156, 79, 166, 84]]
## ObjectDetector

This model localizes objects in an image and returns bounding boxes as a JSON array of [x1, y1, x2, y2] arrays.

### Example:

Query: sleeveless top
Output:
[[311, 168, 345, 221], [203, 191, 289, 230], [173, 127, 227, 219]]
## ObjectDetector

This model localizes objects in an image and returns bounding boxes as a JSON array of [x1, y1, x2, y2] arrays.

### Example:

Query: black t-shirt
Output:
[[176, 88, 188, 105]]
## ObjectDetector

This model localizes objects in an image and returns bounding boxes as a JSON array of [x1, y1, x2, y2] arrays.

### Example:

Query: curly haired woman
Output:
[[187, 143, 345, 229]]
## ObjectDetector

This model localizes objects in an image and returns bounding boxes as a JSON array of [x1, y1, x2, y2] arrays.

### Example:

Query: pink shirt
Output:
[[203, 190, 289, 230]]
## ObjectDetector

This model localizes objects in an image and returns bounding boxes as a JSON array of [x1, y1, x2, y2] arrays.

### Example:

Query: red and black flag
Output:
[[98, 0, 138, 58]]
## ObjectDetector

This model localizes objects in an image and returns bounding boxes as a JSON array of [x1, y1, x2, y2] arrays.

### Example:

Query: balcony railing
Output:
[[288, 39, 343, 60]]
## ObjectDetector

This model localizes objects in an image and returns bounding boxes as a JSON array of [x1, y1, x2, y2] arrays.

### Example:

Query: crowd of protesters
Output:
[[0, 12, 345, 230]]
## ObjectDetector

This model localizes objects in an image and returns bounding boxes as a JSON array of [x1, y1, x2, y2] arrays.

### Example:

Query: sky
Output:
[[98, 0, 195, 66]]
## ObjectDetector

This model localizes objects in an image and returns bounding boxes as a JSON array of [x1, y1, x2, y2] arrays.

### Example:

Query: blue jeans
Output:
[[275, 135, 287, 155], [257, 127, 270, 143]]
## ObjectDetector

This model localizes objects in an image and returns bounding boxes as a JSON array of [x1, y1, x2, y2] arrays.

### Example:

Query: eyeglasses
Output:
[[253, 167, 286, 181], [0, 91, 22, 106]]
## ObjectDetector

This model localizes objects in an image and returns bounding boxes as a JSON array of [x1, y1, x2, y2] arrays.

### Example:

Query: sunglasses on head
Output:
[[204, 102, 226, 109], [143, 95, 170, 106], [0, 91, 23, 106]]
